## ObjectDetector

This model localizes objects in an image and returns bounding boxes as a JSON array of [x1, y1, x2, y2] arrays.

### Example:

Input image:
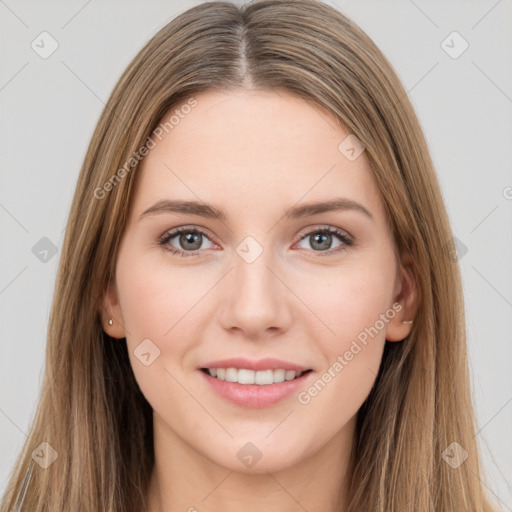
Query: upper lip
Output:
[[200, 357, 310, 372]]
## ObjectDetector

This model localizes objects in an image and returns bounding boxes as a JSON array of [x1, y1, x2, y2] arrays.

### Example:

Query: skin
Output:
[[101, 89, 417, 512]]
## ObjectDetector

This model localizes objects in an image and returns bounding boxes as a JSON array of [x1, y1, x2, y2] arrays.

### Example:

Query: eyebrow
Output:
[[138, 197, 373, 222]]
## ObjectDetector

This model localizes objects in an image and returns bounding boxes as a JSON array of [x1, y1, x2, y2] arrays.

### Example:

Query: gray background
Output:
[[1, 0, 511, 509]]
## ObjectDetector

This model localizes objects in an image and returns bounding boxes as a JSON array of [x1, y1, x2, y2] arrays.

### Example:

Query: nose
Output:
[[217, 247, 293, 340]]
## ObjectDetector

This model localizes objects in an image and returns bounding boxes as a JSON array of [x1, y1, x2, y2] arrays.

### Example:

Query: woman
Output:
[[1, 0, 497, 510]]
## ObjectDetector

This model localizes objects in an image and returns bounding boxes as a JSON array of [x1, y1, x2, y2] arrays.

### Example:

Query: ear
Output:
[[385, 250, 419, 342], [98, 278, 126, 339]]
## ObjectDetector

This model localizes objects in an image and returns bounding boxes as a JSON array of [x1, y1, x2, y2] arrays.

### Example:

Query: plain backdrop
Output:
[[1, 0, 511, 509]]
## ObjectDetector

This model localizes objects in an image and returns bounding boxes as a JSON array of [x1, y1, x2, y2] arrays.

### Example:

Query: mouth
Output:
[[199, 366, 314, 408], [200, 367, 313, 385]]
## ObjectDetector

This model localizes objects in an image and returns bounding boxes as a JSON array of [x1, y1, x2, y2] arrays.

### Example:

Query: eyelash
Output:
[[158, 225, 354, 258]]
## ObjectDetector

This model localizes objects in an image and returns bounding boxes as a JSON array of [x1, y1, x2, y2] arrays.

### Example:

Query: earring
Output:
[[108, 319, 113, 326], [402, 320, 413, 324]]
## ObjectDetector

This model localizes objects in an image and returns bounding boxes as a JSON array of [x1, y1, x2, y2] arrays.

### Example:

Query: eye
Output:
[[158, 225, 353, 258], [158, 227, 216, 256], [295, 226, 353, 255]]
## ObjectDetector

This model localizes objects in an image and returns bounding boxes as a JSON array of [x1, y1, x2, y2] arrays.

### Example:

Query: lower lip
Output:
[[199, 369, 313, 408]]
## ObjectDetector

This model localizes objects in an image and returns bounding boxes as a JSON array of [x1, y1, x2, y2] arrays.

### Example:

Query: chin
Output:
[[203, 439, 308, 474]]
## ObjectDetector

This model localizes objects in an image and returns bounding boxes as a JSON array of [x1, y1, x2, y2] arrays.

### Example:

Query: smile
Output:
[[202, 367, 311, 385]]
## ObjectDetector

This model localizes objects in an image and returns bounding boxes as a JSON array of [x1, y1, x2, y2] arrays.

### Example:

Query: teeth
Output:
[[207, 367, 305, 385]]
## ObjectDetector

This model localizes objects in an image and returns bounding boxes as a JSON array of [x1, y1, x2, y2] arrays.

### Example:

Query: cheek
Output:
[[115, 250, 212, 414], [294, 294, 391, 442], [116, 247, 213, 343], [296, 260, 395, 345], [293, 260, 395, 402]]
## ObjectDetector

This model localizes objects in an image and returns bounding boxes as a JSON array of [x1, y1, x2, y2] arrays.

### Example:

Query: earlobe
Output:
[[98, 278, 126, 339], [386, 251, 419, 342]]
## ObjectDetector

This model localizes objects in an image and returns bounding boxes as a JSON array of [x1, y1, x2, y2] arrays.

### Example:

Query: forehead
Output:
[[131, 89, 384, 223]]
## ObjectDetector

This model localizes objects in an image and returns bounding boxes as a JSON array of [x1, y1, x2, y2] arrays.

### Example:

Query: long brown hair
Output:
[[1, 1, 497, 510]]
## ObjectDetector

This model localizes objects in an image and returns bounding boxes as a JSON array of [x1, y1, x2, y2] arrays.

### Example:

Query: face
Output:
[[101, 89, 416, 473]]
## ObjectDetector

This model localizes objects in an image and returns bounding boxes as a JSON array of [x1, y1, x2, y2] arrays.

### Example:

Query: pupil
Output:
[[181, 232, 201, 250], [312, 232, 331, 250]]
